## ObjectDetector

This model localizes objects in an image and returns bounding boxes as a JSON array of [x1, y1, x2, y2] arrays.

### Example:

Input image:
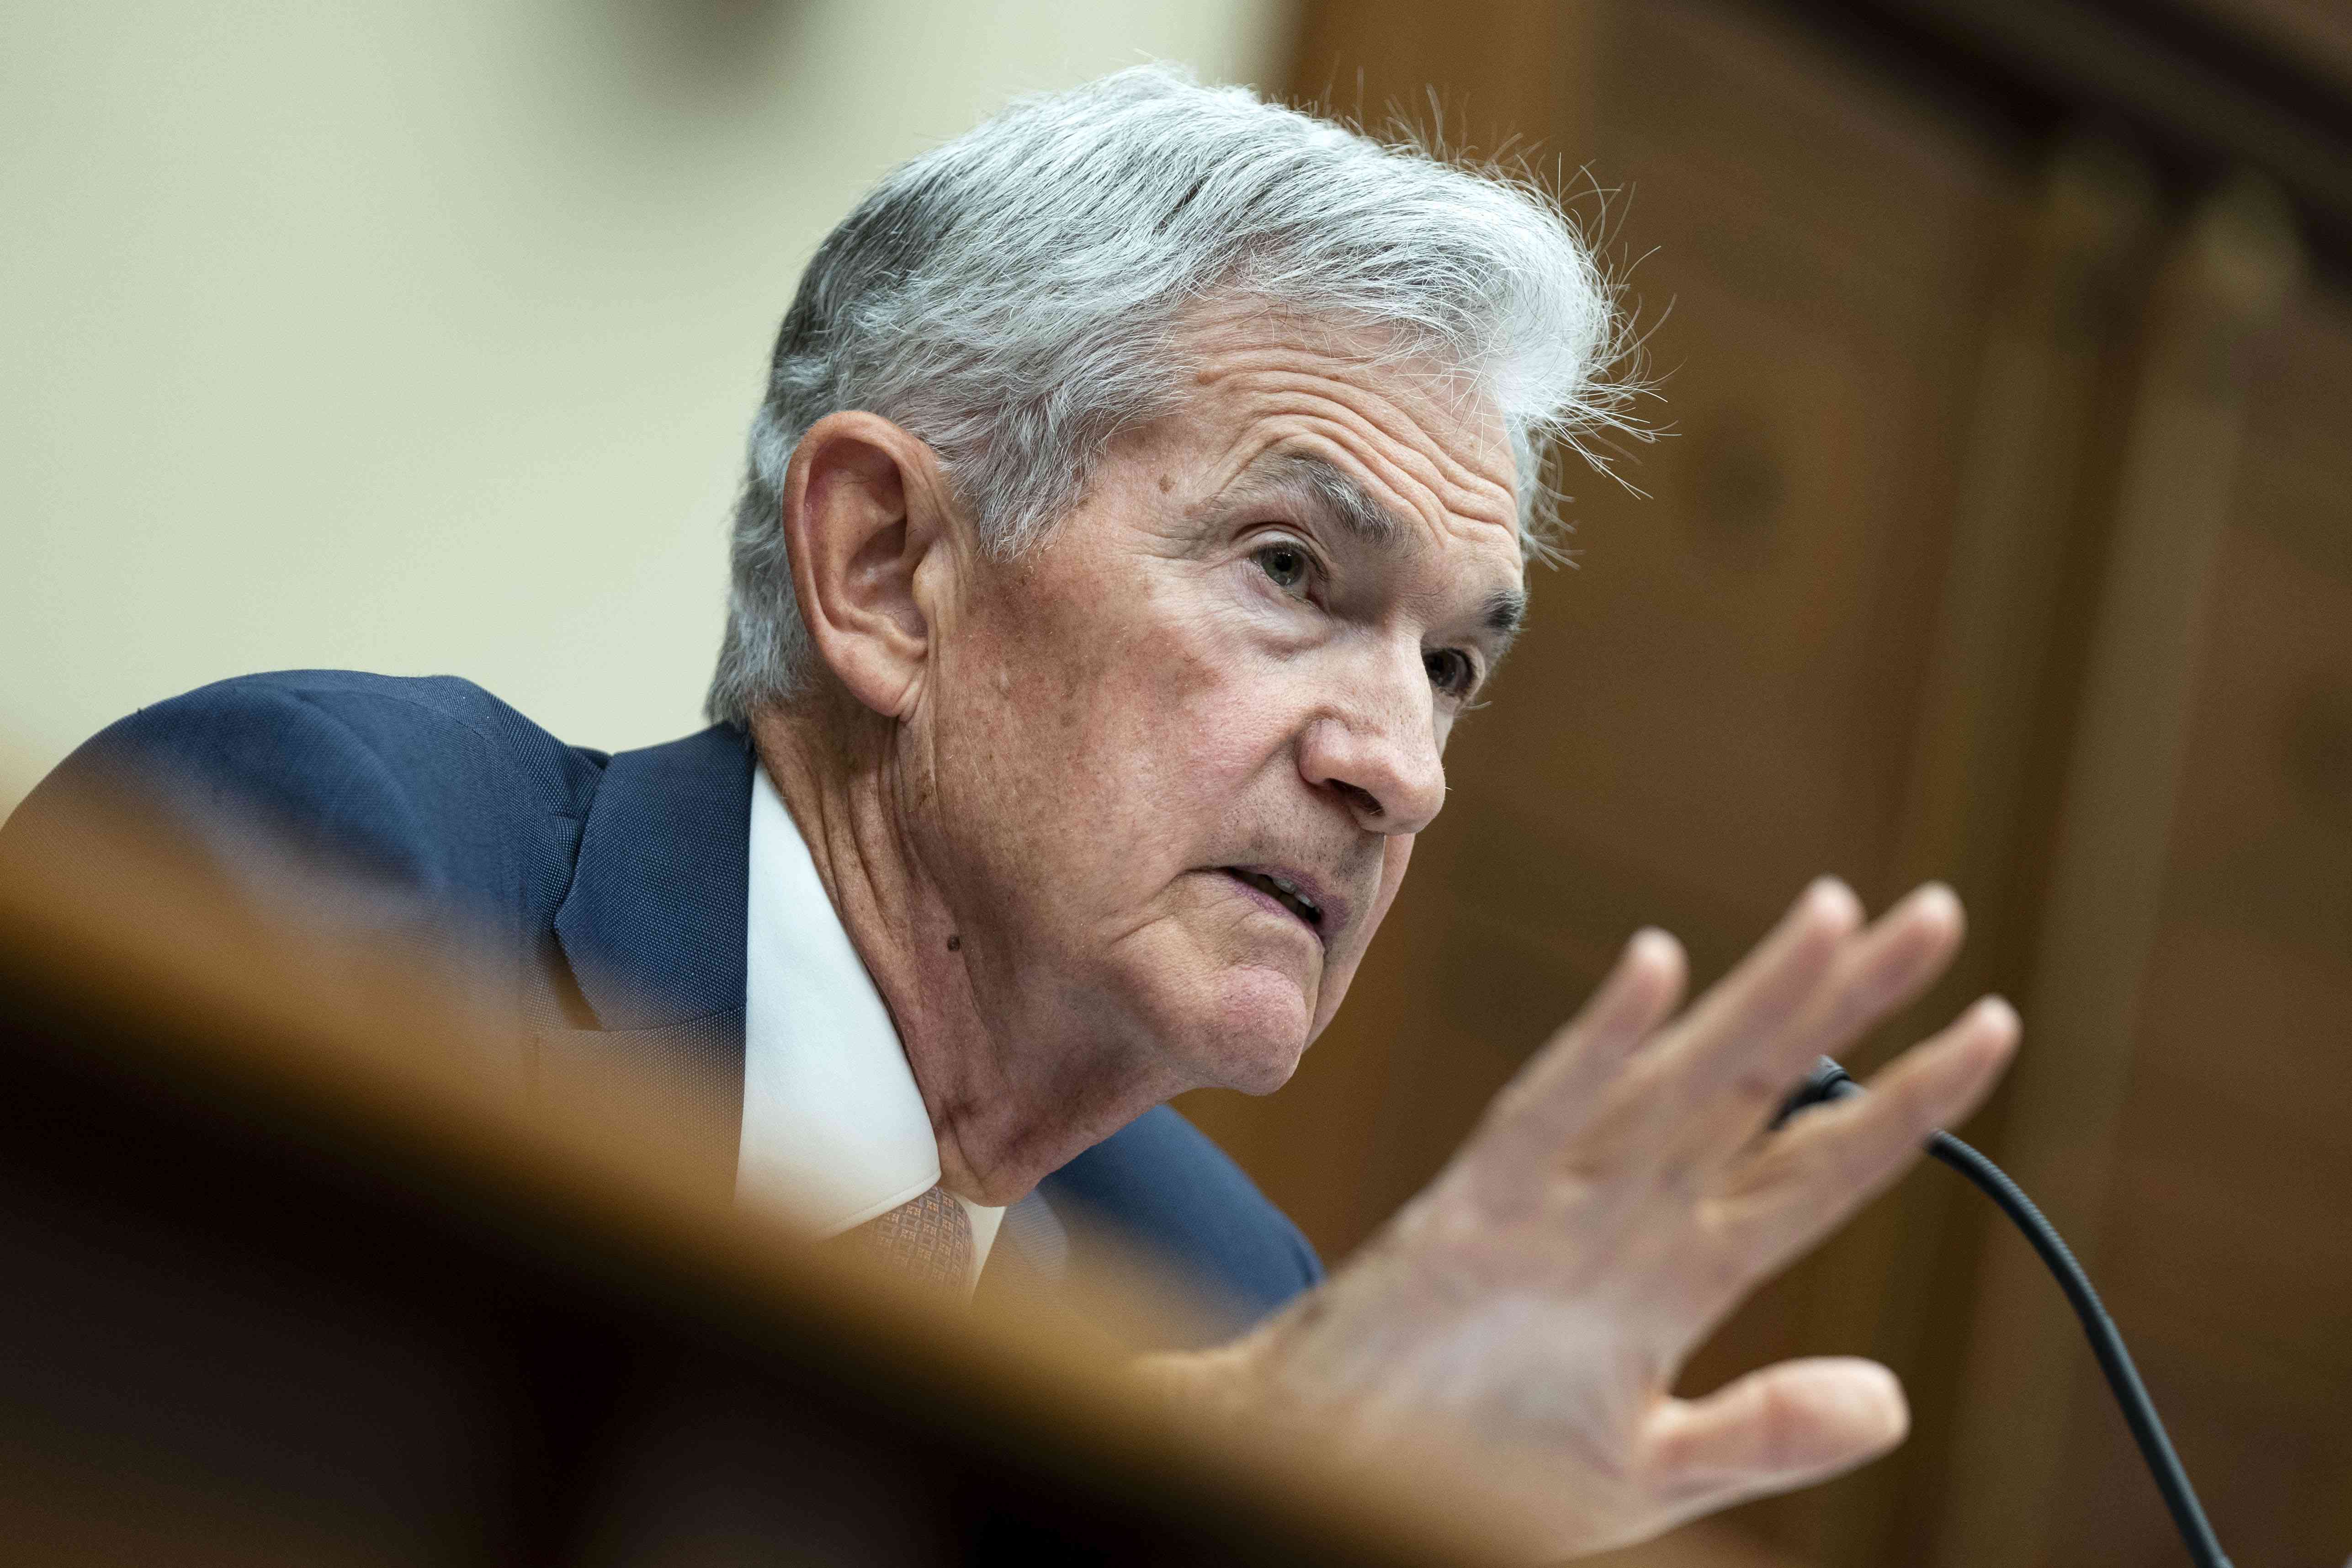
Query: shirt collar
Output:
[[735, 766, 1002, 1271]]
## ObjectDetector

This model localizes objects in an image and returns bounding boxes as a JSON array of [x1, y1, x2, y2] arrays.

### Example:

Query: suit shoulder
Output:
[[160, 672, 600, 791], [1045, 1105, 1322, 1338], [16, 671, 605, 893], [93, 670, 602, 815]]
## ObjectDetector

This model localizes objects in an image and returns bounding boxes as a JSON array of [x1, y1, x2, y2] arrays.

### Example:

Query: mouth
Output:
[[1220, 865, 1327, 941]]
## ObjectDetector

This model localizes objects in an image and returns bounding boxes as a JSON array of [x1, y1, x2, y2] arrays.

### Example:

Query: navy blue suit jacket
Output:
[[10, 670, 1320, 1338]]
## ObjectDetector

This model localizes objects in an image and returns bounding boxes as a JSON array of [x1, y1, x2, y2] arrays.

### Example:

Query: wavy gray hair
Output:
[[705, 64, 1634, 725]]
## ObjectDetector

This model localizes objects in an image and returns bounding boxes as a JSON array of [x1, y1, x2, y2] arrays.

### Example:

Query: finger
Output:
[[1474, 925, 1688, 1168], [1598, 877, 1859, 1158], [1710, 995, 2020, 1276], [1638, 1356, 1907, 1512], [1675, 881, 1967, 1161]]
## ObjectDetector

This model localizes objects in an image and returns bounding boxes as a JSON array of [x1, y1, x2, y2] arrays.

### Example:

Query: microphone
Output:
[[1775, 1057, 2233, 1568]]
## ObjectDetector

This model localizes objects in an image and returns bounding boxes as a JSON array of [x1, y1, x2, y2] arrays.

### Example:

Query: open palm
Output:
[[1221, 877, 2019, 1558]]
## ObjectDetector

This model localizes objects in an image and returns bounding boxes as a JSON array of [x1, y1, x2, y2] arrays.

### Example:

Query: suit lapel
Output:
[[552, 723, 754, 1132]]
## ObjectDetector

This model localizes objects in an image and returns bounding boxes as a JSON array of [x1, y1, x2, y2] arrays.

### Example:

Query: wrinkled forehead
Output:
[[1165, 300, 1525, 546]]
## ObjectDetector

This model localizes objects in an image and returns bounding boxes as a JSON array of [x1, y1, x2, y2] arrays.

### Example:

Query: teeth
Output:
[[1237, 869, 1321, 925]]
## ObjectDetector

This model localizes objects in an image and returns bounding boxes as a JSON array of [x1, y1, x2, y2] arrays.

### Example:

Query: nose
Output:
[[1297, 648, 1448, 836]]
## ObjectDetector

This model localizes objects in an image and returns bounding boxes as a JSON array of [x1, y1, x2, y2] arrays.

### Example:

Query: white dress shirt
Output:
[[734, 766, 1003, 1284]]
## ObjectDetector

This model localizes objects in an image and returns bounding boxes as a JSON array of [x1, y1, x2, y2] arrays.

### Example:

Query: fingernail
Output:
[[1911, 882, 1963, 926], [1975, 994, 2019, 1034], [1804, 876, 1861, 925], [1626, 926, 1678, 966]]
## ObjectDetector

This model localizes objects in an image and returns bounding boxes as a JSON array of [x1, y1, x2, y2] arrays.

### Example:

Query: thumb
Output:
[[1639, 1357, 1908, 1506]]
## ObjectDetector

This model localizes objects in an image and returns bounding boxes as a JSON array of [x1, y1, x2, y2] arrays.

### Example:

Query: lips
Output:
[[1220, 864, 1330, 941]]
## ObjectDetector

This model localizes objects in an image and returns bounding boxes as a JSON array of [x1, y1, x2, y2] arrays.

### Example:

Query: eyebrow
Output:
[[1235, 451, 1528, 658], [1481, 587, 1527, 641], [1278, 451, 1406, 547]]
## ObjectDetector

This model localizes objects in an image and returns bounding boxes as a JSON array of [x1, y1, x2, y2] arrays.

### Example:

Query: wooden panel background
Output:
[[2036, 288, 2352, 1567]]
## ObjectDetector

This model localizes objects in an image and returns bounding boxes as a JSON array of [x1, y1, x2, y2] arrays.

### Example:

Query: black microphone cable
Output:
[[1774, 1057, 2233, 1568]]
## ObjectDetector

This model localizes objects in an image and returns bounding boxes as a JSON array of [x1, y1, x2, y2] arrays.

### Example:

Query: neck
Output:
[[749, 700, 1171, 1205]]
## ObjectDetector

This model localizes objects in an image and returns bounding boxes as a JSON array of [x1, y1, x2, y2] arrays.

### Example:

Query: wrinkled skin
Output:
[[757, 306, 1525, 1199], [754, 303, 2018, 1556]]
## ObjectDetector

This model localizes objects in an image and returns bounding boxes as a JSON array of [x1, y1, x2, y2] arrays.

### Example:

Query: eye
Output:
[[1425, 648, 1478, 698], [1252, 540, 1315, 598]]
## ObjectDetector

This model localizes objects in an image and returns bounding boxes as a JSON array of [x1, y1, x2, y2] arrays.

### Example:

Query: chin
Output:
[[1176, 962, 1314, 1095]]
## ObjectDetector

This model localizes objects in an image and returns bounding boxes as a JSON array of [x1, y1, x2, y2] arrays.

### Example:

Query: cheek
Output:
[[936, 573, 1279, 909], [1040, 578, 1275, 788]]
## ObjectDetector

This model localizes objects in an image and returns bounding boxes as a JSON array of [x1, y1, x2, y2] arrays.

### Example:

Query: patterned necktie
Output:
[[837, 1185, 974, 1294]]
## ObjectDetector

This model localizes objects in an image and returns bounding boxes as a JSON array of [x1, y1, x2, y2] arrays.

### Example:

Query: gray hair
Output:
[[706, 64, 1634, 725]]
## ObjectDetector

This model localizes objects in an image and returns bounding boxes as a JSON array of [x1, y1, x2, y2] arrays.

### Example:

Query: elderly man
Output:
[[11, 68, 2016, 1555]]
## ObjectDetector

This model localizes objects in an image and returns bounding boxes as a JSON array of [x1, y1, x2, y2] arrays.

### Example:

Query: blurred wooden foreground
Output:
[[0, 773, 1552, 1567]]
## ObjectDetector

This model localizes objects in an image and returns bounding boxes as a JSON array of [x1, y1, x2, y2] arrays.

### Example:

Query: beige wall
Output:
[[1, 0, 1295, 804]]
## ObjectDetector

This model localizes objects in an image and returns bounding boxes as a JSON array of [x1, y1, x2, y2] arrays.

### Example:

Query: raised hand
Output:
[[1201, 878, 2018, 1558]]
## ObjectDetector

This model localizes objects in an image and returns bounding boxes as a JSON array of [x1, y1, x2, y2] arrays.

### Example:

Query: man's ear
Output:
[[781, 411, 957, 720]]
